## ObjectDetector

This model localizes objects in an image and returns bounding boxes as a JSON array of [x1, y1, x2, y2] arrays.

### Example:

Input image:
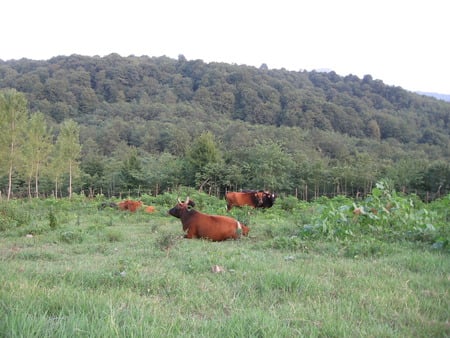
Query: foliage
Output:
[[0, 55, 450, 199], [303, 180, 449, 250], [0, 89, 28, 200], [21, 112, 54, 198], [53, 119, 82, 198], [0, 200, 31, 230], [48, 207, 57, 229]]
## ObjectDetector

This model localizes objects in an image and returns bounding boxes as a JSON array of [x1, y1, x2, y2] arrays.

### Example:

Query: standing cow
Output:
[[225, 190, 276, 211], [168, 197, 249, 241]]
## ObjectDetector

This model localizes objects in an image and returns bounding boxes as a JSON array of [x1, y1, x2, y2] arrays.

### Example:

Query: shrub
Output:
[[0, 201, 31, 231], [59, 230, 84, 244], [277, 196, 299, 212], [48, 208, 58, 229], [105, 229, 123, 242]]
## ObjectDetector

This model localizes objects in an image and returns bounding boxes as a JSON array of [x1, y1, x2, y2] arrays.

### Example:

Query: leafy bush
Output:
[[48, 208, 58, 229], [59, 230, 84, 244], [105, 229, 123, 242], [277, 196, 299, 212], [0, 201, 31, 231], [302, 180, 449, 249]]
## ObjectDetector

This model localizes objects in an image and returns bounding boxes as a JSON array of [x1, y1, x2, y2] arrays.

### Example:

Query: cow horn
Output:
[[177, 198, 182, 203], [185, 196, 190, 204]]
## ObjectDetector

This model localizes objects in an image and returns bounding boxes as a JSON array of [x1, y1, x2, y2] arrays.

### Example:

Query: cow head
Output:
[[253, 191, 265, 207], [168, 197, 195, 219], [262, 192, 276, 208]]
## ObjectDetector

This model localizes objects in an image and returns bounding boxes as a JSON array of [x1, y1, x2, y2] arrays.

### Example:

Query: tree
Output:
[[245, 141, 294, 192], [185, 131, 222, 188], [0, 89, 28, 200], [119, 147, 146, 194], [420, 161, 450, 200], [79, 138, 106, 197], [143, 152, 184, 195], [366, 119, 381, 141], [54, 119, 81, 198], [22, 112, 53, 198]]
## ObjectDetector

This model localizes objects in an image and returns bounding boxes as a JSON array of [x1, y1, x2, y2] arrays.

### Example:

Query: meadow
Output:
[[0, 184, 449, 337]]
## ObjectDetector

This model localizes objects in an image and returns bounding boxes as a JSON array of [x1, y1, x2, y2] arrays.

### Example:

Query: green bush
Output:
[[0, 201, 31, 231], [48, 208, 58, 229], [59, 230, 84, 244]]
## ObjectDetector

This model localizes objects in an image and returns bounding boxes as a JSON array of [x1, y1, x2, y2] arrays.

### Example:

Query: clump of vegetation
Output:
[[48, 208, 58, 229], [302, 180, 449, 250], [155, 233, 179, 255], [0, 201, 31, 231], [105, 229, 123, 242], [59, 230, 83, 244]]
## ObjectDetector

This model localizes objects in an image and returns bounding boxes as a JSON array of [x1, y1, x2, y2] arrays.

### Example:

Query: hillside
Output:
[[1, 54, 449, 144], [0, 54, 449, 199]]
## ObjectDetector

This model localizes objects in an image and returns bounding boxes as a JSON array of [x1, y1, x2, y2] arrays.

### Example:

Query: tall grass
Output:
[[0, 190, 448, 337]]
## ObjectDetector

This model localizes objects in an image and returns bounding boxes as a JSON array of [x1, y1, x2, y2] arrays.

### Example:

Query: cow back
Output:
[[169, 198, 249, 241]]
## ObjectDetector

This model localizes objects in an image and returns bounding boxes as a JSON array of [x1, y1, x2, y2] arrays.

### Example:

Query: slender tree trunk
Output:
[[7, 162, 13, 200], [35, 163, 40, 198], [69, 161, 73, 199], [27, 175, 32, 199], [7, 138, 14, 200]]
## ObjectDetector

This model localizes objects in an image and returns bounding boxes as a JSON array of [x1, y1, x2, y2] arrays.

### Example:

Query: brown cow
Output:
[[117, 199, 143, 212], [144, 206, 156, 213], [225, 190, 276, 211], [168, 197, 249, 241]]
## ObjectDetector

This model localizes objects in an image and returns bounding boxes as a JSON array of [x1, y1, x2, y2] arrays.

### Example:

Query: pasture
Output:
[[0, 187, 449, 337]]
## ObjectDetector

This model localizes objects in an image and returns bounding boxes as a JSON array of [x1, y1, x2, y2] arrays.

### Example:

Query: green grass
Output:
[[0, 193, 449, 337]]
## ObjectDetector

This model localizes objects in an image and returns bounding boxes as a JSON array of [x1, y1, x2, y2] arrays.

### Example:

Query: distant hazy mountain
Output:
[[416, 91, 450, 102]]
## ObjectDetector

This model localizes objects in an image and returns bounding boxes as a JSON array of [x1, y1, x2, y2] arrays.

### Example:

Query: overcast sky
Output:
[[2, 0, 448, 94]]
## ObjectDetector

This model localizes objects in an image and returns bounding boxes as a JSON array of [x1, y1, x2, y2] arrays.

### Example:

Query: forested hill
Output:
[[1, 54, 449, 199], [1, 54, 449, 142]]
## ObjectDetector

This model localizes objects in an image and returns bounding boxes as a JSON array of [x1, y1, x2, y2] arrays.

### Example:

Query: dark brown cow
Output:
[[168, 197, 249, 241], [225, 191, 276, 211]]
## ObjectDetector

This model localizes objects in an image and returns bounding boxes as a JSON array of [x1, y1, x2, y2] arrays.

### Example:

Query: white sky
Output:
[[2, 0, 449, 94]]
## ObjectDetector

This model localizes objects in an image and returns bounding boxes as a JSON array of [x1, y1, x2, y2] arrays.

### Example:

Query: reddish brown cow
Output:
[[168, 197, 249, 241], [225, 191, 277, 211], [225, 191, 264, 211], [117, 199, 143, 212], [144, 206, 156, 213]]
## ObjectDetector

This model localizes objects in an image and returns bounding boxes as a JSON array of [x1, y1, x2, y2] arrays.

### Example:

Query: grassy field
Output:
[[0, 189, 449, 337]]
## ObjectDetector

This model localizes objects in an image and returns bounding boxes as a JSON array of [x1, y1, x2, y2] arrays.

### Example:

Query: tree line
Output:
[[0, 54, 449, 200]]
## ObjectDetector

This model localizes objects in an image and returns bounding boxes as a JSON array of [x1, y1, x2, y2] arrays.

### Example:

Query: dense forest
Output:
[[0, 54, 449, 200]]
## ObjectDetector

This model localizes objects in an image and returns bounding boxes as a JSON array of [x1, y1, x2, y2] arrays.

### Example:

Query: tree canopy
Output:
[[0, 54, 449, 200]]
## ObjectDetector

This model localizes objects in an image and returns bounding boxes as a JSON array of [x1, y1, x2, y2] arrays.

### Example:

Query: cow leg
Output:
[[185, 228, 197, 239]]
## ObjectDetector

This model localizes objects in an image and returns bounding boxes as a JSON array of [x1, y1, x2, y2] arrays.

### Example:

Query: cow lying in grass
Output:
[[168, 197, 249, 241], [117, 199, 143, 212], [99, 199, 156, 213]]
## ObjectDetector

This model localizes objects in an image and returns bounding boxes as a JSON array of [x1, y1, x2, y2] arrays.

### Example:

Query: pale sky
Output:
[[2, 0, 449, 94]]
